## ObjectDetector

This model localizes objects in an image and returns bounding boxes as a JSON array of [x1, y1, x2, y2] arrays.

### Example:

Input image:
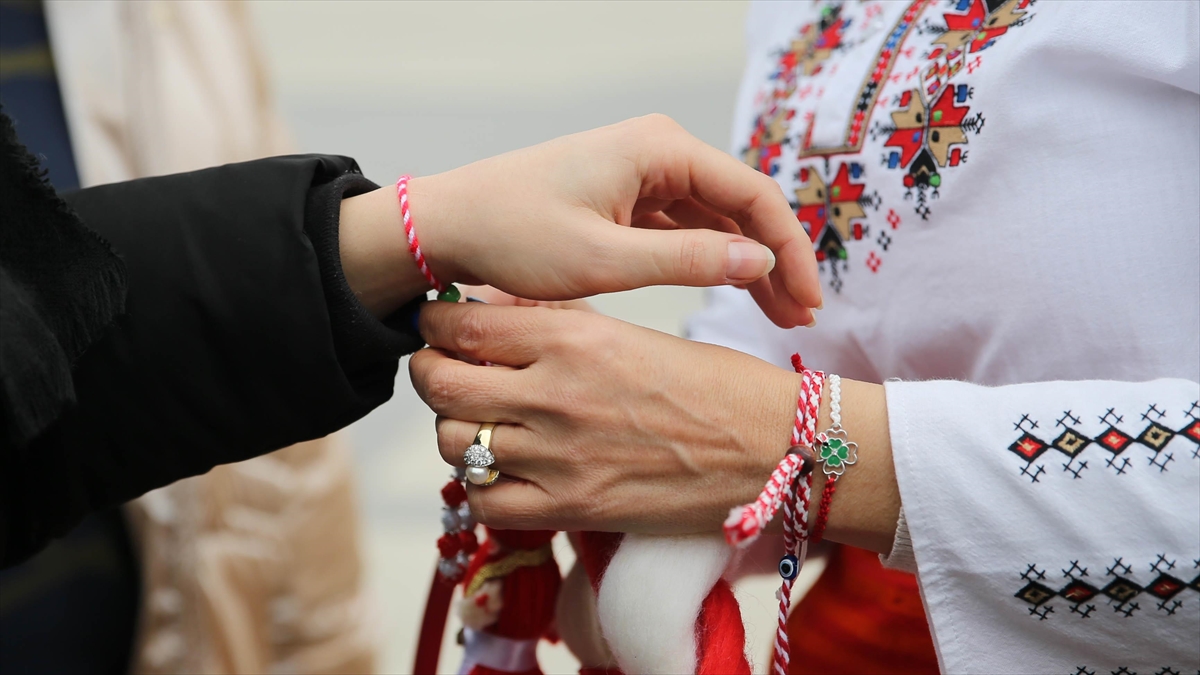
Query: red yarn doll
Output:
[[457, 528, 561, 675]]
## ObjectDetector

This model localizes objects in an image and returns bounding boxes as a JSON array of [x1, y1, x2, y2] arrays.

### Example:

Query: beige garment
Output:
[[43, 2, 377, 672], [45, 0, 292, 185], [125, 438, 376, 675]]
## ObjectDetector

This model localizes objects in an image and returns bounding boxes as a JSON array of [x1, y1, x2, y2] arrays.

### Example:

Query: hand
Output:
[[409, 300, 802, 534], [340, 115, 820, 327], [410, 301, 902, 552]]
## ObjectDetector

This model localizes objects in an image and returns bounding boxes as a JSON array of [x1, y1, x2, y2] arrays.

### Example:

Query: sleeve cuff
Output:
[[879, 506, 916, 573], [304, 171, 426, 381]]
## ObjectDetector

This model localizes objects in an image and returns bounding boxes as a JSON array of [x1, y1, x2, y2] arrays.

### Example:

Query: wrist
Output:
[[808, 378, 899, 554], [338, 185, 432, 317], [405, 174, 472, 289]]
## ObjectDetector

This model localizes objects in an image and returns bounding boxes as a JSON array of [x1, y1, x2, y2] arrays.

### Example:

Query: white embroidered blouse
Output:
[[688, 1, 1200, 672]]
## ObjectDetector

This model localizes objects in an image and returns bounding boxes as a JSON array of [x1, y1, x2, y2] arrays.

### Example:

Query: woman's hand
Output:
[[409, 300, 803, 534], [339, 115, 820, 327], [410, 301, 903, 552]]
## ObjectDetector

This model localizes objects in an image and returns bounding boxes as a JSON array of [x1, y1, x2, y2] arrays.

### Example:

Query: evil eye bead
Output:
[[778, 554, 800, 580]]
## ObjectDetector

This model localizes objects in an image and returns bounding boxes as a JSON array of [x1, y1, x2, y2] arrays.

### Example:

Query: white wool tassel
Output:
[[595, 533, 733, 675]]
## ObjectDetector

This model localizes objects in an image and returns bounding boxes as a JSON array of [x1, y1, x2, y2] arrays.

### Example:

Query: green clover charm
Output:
[[815, 428, 857, 476]]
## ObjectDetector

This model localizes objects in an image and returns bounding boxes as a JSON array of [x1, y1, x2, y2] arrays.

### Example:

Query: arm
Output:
[[2, 115, 823, 566]]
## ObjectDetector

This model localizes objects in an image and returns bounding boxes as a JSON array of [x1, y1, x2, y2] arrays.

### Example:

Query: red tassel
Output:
[[414, 573, 457, 675], [438, 533, 462, 558], [460, 529, 480, 554], [578, 531, 624, 592], [694, 579, 752, 675], [442, 479, 468, 506]]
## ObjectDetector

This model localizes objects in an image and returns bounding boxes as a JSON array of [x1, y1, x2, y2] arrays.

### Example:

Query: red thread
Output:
[[810, 474, 838, 544], [723, 354, 824, 675], [397, 175, 446, 293]]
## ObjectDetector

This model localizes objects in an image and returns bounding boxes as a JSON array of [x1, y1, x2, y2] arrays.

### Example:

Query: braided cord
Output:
[[397, 175, 446, 293]]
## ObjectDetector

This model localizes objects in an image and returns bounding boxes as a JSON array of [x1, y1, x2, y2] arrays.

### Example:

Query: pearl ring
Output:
[[463, 422, 500, 487]]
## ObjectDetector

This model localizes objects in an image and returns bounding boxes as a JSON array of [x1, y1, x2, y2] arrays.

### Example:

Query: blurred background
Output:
[[244, 2, 794, 672]]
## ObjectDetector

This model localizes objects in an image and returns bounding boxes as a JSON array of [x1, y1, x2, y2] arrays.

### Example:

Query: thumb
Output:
[[596, 226, 776, 290]]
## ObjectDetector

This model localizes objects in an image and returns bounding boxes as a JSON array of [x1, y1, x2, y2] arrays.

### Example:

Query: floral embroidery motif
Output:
[[872, 0, 1032, 219], [1007, 403, 1200, 483], [742, 3, 854, 177], [738, 0, 1036, 293], [794, 161, 883, 289]]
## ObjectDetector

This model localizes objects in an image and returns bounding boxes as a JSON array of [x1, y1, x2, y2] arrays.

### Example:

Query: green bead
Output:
[[929, 174, 942, 187], [831, 186, 841, 198], [437, 284, 461, 303], [837, 248, 848, 260], [932, 110, 943, 123]]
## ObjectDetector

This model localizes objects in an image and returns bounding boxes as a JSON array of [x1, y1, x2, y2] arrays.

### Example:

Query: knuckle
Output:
[[642, 112, 680, 131], [421, 362, 460, 413], [543, 310, 576, 349], [454, 309, 490, 355], [676, 232, 712, 279]]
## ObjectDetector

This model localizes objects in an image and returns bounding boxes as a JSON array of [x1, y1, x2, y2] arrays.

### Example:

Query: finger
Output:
[[589, 219, 777, 291], [435, 416, 541, 472], [631, 116, 822, 309], [630, 196, 675, 220], [409, 348, 532, 420], [746, 275, 813, 328], [467, 480, 558, 530], [660, 197, 743, 236], [418, 301, 549, 366], [629, 211, 680, 230]]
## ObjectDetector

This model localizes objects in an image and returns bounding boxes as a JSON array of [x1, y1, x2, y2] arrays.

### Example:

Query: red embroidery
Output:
[[739, 0, 1035, 292]]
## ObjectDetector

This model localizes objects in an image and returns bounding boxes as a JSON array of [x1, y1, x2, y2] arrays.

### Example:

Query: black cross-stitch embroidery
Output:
[[1016, 555, 1198, 622], [1062, 458, 1088, 479], [1148, 452, 1174, 473], [1063, 561, 1088, 580], [1058, 410, 1082, 428], [1107, 558, 1133, 577], [1105, 455, 1131, 476], [1020, 463, 1045, 483], [1007, 404, 1200, 482], [1151, 554, 1177, 574]]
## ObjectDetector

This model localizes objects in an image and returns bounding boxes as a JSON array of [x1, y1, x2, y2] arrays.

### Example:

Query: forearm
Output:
[[5, 157, 419, 565]]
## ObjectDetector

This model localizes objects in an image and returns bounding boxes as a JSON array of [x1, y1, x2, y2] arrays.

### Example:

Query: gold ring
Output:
[[463, 422, 500, 487]]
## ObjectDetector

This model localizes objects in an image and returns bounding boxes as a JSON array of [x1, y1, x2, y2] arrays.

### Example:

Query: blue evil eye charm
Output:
[[778, 554, 800, 580]]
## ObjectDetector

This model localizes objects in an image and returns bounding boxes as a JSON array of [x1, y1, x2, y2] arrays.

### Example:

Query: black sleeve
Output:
[[1, 154, 424, 566]]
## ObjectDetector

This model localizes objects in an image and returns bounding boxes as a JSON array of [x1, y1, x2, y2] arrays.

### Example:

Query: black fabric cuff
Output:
[[303, 172, 426, 383]]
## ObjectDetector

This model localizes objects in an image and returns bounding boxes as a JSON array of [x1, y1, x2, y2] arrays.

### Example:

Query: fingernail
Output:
[[726, 242, 775, 283], [805, 314, 817, 328], [817, 299, 824, 310]]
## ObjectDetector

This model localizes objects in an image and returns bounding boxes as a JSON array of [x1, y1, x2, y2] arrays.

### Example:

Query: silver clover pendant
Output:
[[815, 428, 858, 476]]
